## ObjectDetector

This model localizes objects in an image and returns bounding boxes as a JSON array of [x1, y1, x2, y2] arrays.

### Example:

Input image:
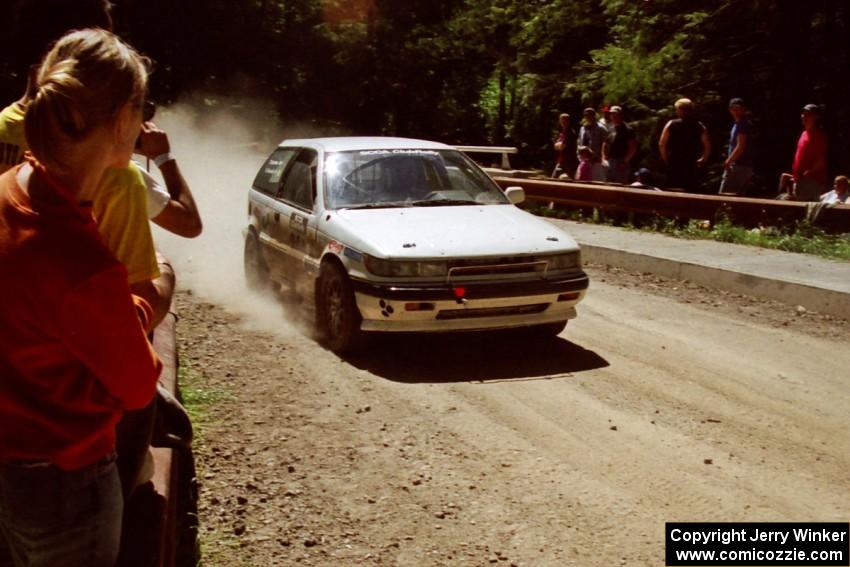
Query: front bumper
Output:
[[351, 271, 588, 332]]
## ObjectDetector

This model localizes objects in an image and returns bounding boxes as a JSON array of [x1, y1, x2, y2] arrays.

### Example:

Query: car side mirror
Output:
[[504, 186, 525, 204]]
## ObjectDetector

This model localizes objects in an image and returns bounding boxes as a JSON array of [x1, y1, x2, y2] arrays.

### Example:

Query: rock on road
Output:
[[180, 265, 850, 566]]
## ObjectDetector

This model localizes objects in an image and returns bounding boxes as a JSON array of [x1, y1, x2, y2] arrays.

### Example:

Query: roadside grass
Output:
[[178, 363, 230, 428], [194, 529, 255, 567], [530, 205, 850, 261], [177, 361, 239, 567]]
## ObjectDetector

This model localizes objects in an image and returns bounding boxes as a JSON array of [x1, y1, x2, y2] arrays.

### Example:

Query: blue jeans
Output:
[[0, 453, 122, 567]]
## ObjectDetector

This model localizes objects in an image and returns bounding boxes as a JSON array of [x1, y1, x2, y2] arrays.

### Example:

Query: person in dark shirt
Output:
[[718, 98, 753, 195], [577, 108, 608, 181], [658, 98, 711, 192], [602, 105, 637, 184]]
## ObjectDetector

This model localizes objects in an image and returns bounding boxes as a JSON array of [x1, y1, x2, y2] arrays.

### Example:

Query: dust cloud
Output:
[[144, 97, 326, 337]]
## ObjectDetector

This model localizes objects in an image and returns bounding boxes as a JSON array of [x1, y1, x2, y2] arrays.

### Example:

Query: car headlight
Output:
[[363, 255, 448, 277], [546, 251, 581, 271]]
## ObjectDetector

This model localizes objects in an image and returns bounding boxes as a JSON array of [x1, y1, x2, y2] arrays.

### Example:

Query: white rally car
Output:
[[244, 137, 588, 352]]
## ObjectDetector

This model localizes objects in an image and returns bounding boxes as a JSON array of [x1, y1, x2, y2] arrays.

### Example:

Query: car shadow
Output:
[[343, 331, 609, 384]]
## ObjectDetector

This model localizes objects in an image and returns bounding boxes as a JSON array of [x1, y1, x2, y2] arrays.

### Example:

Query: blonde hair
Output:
[[24, 28, 149, 175], [674, 98, 693, 110]]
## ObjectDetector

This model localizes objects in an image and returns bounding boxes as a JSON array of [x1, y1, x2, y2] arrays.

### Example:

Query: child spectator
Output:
[[578, 108, 608, 181], [0, 29, 161, 566], [820, 175, 850, 204], [631, 167, 661, 191], [576, 146, 594, 181]]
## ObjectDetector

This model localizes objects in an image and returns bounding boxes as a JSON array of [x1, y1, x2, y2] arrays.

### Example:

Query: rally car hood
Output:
[[326, 204, 579, 259]]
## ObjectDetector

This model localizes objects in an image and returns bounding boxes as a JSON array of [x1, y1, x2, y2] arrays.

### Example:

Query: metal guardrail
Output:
[[455, 145, 517, 170], [493, 177, 850, 233]]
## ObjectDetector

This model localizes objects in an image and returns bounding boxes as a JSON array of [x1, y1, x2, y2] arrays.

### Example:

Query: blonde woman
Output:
[[0, 29, 161, 566]]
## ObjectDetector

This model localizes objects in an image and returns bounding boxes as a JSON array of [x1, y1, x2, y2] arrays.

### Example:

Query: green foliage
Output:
[[178, 363, 230, 428], [530, 201, 850, 261], [645, 215, 850, 260], [5, 0, 850, 186]]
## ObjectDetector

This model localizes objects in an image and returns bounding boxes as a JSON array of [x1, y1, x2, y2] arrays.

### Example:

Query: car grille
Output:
[[446, 256, 551, 281], [436, 302, 549, 320]]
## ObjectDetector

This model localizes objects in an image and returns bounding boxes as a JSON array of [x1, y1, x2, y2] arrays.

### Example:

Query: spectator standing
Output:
[[0, 29, 161, 567], [658, 98, 711, 192], [2, 0, 202, 510], [551, 113, 577, 178], [578, 108, 607, 181], [791, 104, 829, 201], [575, 146, 594, 181], [598, 104, 614, 132], [820, 175, 849, 204], [718, 98, 753, 195], [602, 105, 637, 184]]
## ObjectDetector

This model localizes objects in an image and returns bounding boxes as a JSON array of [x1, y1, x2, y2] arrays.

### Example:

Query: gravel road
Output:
[[174, 264, 850, 567]]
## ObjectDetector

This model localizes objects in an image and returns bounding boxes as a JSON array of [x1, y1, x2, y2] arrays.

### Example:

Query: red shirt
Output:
[[0, 165, 161, 470], [793, 129, 828, 184]]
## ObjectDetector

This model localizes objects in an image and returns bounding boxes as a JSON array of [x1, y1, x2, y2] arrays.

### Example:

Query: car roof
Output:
[[277, 136, 452, 153]]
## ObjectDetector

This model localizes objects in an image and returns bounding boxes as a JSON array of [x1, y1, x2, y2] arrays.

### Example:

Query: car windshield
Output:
[[324, 149, 510, 209]]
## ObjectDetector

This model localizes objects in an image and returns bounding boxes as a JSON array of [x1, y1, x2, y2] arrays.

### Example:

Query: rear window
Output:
[[253, 148, 296, 196]]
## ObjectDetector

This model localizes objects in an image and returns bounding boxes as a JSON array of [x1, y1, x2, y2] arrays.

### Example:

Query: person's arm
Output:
[[60, 266, 162, 410], [601, 140, 609, 162], [725, 132, 748, 169], [129, 252, 175, 330], [658, 122, 671, 163], [138, 122, 202, 238], [697, 124, 711, 167]]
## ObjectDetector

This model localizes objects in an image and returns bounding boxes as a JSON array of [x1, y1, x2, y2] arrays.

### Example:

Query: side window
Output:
[[253, 148, 296, 196], [280, 149, 317, 210]]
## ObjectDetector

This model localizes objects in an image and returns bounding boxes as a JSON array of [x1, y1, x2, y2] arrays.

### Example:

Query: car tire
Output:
[[317, 262, 364, 353], [244, 232, 269, 292]]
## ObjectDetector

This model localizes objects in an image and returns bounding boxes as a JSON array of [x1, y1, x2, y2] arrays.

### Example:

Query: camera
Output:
[[143, 99, 156, 122], [135, 99, 157, 150]]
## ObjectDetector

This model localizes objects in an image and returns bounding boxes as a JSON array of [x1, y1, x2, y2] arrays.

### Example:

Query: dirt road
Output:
[[177, 265, 850, 566]]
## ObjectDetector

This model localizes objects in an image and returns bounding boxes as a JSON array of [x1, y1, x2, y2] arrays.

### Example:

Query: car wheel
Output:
[[243, 232, 269, 291], [317, 263, 364, 353]]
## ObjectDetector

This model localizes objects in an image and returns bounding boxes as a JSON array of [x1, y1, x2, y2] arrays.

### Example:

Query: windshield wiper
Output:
[[408, 198, 479, 207]]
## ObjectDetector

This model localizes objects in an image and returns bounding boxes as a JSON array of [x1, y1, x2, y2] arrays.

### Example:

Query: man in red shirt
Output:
[[790, 104, 829, 201]]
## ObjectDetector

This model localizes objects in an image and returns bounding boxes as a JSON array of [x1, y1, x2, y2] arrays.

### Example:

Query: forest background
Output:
[[2, 0, 850, 195]]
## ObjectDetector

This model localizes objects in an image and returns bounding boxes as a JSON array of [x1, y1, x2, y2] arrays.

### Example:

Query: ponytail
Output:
[[24, 29, 149, 175]]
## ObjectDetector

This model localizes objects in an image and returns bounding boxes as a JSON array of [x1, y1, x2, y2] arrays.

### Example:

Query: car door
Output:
[[267, 148, 320, 294], [251, 147, 298, 278]]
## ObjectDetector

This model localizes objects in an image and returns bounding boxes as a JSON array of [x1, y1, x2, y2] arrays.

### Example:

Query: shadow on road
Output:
[[344, 331, 609, 383]]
